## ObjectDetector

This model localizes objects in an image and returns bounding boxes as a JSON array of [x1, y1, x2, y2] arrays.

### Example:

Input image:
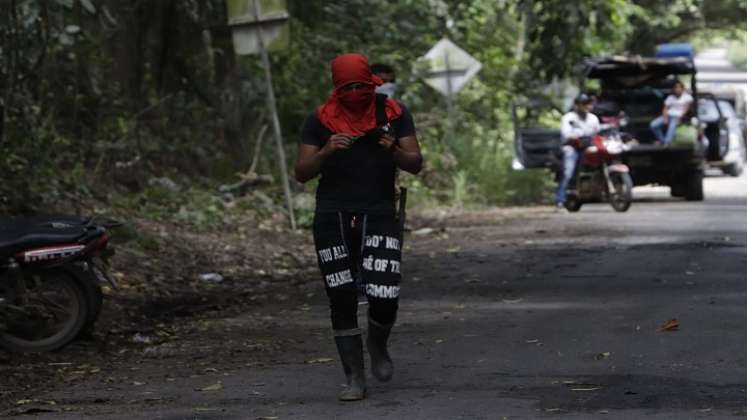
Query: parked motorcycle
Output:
[[564, 117, 634, 212], [0, 216, 120, 352]]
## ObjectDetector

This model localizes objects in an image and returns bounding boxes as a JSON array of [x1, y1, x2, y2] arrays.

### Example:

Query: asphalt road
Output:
[[26, 170, 747, 419]]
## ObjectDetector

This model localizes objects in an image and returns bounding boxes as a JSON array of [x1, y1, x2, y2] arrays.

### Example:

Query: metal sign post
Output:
[[228, 0, 295, 230], [444, 50, 454, 147], [250, 0, 295, 230]]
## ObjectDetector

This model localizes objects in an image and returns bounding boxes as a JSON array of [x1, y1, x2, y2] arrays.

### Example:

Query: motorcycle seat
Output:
[[0, 220, 88, 258]]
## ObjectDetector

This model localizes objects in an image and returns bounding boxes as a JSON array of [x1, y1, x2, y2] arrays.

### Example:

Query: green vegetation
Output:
[[2, 0, 746, 224]]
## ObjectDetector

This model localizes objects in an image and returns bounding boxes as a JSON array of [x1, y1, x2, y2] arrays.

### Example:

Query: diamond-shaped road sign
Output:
[[227, 0, 289, 55], [421, 38, 482, 96]]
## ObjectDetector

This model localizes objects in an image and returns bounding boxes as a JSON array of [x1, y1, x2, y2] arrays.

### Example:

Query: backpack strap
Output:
[[375, 94, 389, 127]]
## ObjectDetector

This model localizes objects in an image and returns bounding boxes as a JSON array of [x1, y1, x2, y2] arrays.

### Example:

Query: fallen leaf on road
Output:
[[525, 339, 539, 344], [595, 352, 611, 360], [661, 319, 680, 331], [199, 382, 224, 392], [133, 381, 146, 386], [15, 400, 32, 405], [305, 358, 334, 364]]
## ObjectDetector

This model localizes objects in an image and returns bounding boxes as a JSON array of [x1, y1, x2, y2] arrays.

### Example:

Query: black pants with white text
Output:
[[313, 212, 402, 333]]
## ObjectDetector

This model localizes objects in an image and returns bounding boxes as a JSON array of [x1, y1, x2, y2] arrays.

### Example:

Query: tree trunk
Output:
[[211, 21, 251, 170]]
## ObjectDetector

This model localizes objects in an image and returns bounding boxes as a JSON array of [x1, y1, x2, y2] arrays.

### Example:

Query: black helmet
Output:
[[574, 93, 593, 105]]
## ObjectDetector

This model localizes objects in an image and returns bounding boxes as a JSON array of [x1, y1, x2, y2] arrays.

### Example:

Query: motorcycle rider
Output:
[[295, 53, 422, 401], [556, 94, 600, 210]]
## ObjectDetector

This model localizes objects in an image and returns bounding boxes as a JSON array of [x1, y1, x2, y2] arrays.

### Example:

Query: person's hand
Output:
[[378, 133, 397, 151], [321, 134, 353, 157], [663, 115, 669, 124]]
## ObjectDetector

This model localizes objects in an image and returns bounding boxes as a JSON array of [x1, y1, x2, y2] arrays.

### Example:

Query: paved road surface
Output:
[[26, 171, 747, 419]]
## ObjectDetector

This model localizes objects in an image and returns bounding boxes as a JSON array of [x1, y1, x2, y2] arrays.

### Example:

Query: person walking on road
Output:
[[294, 53, 423, 401], [556, 94, 600, 210]]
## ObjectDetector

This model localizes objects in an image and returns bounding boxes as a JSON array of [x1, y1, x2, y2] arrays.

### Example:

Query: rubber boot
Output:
[[367, 319, 394, 382], [334, 333, 366, 401]]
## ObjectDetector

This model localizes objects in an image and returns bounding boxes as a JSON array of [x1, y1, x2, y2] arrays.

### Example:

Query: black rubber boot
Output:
[[334, 333, 366, 401], [367, 319, 394, 382]]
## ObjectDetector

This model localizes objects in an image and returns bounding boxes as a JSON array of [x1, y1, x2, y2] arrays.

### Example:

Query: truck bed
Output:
[[622, 143, 703, 186]]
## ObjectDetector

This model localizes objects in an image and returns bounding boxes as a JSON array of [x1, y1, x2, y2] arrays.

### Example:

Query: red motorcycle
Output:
[[0, 216, 119, 352], [564, 116, 633, 212]]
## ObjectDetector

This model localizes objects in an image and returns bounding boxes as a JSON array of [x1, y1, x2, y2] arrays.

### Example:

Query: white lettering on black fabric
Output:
[[366, 284, 400, 299], [325, 269, 353, 288], [318, 245, 348, 263]]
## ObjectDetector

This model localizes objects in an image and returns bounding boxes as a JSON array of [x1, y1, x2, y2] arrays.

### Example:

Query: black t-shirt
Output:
[[301, 94, 416, 214]]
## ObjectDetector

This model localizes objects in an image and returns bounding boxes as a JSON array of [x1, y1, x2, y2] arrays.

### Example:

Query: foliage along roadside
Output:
[[3, 0, 746, 217]]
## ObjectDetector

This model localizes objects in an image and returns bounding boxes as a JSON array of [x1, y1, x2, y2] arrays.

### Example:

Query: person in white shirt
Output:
[[556, 94, 600, 210], [650, 80, 693, 144]]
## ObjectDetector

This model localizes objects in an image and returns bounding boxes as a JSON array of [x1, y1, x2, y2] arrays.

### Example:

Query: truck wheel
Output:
[[684, 170, 704, 201], [670, 183, 685, 198], [564, 196, 582, 212], [724, 163, 743, 177]]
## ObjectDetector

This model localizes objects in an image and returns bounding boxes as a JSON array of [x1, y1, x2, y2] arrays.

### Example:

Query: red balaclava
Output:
[[318, 53, 402, 136]]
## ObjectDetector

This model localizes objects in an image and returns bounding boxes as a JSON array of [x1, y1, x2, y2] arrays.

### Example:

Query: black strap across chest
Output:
[[374, 93, 388, 127]]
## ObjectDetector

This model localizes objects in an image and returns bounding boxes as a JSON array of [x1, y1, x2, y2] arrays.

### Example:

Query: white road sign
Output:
[[421, 38, 482, 96], [227, 0, 289, 55]]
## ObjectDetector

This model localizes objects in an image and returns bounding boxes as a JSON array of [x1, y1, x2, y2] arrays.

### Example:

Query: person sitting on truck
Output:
[[556, 94, 600, 210], [649, 80, 693, 145]]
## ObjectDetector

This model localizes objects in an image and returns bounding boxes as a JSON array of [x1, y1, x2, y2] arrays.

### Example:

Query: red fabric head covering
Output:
[[318, 53, 402, 136]]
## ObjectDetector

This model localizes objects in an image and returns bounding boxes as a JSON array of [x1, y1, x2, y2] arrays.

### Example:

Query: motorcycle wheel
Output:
[[65, 265, 103, 340], [609, 172, 633, 212], [0, 268, 89, 352]]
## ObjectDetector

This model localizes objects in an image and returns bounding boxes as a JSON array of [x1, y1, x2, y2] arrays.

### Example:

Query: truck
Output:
[[513, 44, 707, 201]]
